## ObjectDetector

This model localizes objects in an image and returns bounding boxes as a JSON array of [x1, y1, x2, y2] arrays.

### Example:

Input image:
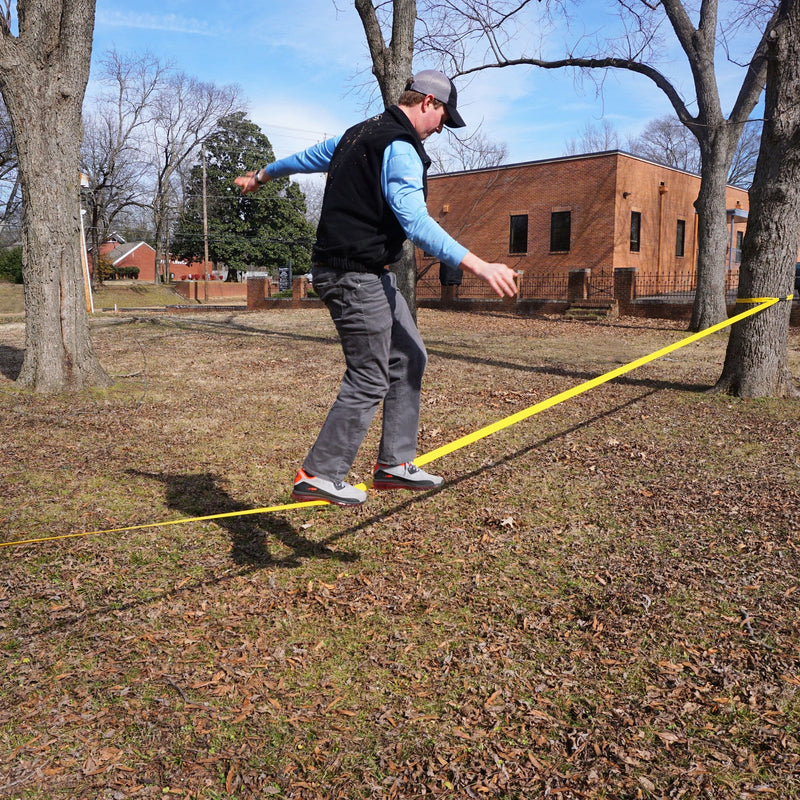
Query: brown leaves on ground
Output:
[[0, 308, 798, 799]]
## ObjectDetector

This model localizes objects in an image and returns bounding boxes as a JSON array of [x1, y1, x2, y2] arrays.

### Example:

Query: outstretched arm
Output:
[[235, 135, 341, 194]]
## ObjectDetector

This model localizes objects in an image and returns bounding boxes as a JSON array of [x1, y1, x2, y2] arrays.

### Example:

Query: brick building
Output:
[[90, 236, 209, 282], [417, 150, 750, 298], [98, 240, 157, 280]]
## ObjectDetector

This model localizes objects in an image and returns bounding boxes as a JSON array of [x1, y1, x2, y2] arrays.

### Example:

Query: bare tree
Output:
[[715, 0, 800, 398], [626, 115, 702, 174], [81, 50, 165, 284], [564, 119, 620, 156], [431, 0, 779, 330], [295, 176, 325, 229], [626, 114, 761, 187], [726, 119, 763, 188], [0, 0, 109, 392], [0, 97, 20, 242], [428, 128, 508, 173], [148, 72, 242, 283]]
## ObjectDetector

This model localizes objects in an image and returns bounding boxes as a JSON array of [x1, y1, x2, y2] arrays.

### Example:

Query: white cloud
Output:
[[95, 10, 220, 37]]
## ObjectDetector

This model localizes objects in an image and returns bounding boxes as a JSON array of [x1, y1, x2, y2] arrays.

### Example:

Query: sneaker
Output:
[[291, 468, 367, 506], [372, 462, 444, 491]]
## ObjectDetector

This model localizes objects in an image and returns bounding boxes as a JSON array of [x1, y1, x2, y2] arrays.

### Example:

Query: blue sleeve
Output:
[[264, 135, 341, 178], [381, 140, 469, 269]]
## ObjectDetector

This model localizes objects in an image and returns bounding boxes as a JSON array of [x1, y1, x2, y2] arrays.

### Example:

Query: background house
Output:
[[89, 236, 206, 282], [417, 150, 750, 298]]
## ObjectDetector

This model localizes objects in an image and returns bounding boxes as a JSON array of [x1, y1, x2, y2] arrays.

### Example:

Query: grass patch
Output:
[[1, 308, 799, 798]]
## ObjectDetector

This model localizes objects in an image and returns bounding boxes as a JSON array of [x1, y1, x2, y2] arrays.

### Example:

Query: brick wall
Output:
[[419, 151, 751, 289]]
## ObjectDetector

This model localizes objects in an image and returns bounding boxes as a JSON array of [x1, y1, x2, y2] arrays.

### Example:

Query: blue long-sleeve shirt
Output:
[[264, 136, 468, 269]]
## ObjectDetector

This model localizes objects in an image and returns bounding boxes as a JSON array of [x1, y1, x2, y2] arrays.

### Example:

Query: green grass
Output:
[[0, 280, 191, 317]]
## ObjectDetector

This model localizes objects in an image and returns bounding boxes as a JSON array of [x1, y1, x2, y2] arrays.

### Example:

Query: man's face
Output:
[[416, 96, 449, 140]]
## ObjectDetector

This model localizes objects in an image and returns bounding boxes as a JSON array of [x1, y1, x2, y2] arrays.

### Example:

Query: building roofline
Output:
[[429, 148, 749, 190], [110, 240, 153, 266]]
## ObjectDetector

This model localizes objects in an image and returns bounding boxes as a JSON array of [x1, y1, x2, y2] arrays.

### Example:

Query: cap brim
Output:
[[444, 104, 466, 129]]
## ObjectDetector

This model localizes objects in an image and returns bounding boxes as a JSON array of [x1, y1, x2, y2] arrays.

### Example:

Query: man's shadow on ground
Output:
[[127, 469, 359, 568]]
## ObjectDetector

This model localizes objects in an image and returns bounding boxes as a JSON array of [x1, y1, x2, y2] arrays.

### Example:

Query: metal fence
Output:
[[417, 266, 746, 302]]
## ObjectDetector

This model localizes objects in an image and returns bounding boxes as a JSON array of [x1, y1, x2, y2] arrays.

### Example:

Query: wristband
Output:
[[255, 168, 267, 184]]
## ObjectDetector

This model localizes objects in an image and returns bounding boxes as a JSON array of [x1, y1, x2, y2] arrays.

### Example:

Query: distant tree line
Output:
[[78, 50, 314, 285], [565, 115, 763, 189]]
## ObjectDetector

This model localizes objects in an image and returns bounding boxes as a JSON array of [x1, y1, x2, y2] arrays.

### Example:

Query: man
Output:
[[236, 69, 518, 507]]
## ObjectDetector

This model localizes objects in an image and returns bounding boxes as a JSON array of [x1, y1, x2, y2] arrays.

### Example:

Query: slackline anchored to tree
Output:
[[1, 294, 791, 549]]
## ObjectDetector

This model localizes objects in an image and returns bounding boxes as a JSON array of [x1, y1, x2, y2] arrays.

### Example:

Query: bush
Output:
[[95, 257, 115, 282], [0, 246, 22, 283]]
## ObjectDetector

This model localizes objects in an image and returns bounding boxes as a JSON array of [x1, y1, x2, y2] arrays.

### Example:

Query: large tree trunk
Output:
[[715, 0, 800, 398], [0, 0, 109, 392]]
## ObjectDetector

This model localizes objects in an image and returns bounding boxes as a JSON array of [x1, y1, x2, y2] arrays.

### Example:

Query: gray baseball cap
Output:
[[408, 69, 466, 129]]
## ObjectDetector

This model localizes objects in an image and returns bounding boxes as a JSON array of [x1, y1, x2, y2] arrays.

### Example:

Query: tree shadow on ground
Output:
[[128, 469, 359, 568], [0, 345, 23, 380]]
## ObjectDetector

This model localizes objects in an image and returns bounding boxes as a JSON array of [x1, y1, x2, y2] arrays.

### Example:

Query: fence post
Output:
[[503, 271, 524, 308], [568, 268, 590, 301], [440, 284, 457, 309], [247, 277, 268, 310], [614, 268, 637, 309], [292, 276, 308, 308]]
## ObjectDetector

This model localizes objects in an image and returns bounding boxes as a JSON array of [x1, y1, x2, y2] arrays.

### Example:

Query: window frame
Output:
[[675, 218, 686, 258], [630, 211, 642, 253], [509, 214, 529, 254], [550, 210, 571, 252]]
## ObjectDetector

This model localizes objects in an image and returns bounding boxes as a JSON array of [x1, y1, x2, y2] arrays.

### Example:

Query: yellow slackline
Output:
[[416, 294, 791, 467], [1, 295, 789, 549]]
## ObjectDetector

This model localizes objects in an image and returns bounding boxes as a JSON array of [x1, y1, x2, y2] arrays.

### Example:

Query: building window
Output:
[[630, 211, 641, 253], [509, 214, 528, 254], [676, 219, 686, 257], [550, 210, 571, 252], [735, 230, 744, 263]]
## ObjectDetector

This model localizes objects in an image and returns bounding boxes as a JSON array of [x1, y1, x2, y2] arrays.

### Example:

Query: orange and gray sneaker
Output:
[[291, 468, 367, 506], [372, 462, 444, 491]]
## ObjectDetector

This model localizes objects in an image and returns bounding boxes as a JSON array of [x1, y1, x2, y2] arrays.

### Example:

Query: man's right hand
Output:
[[234, 170, 269, 194]]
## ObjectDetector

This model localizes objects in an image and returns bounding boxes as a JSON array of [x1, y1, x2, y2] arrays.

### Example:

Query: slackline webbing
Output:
[[1, 295, 789, 548]]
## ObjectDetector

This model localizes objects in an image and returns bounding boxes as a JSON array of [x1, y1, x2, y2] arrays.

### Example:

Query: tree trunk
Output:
[[715, 0, 800, 398], [0, 0, 109, 392], [689, 145, 734, 331], [354, 0, 419, 320], [390, 239, 418, 320]]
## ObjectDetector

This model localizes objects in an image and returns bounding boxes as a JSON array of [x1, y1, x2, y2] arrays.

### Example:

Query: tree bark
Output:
[[689, 138, 736, 331], [0, 0, 110, 392], [715, 0, 800, 398]]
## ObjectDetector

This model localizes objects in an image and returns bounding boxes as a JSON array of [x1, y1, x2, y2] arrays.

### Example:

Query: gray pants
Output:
[[303, 266, 427, 482]]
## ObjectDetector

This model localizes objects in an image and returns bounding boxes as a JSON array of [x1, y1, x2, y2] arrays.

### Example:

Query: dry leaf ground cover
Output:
[[0, 306, 799, 800]]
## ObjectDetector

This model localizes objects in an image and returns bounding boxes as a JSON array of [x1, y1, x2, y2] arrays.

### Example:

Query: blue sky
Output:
[[90, 0, 763, 165]]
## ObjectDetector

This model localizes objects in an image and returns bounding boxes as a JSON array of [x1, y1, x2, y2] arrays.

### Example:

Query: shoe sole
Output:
[[371, 478, 443, 491], [291, 489, 365, 506]]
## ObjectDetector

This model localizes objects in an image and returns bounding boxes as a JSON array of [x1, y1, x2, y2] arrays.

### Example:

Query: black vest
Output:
[[313, 105, 431, 272]]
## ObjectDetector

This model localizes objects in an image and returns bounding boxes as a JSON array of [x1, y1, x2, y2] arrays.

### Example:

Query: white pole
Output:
[[80, 175, 94, 314]]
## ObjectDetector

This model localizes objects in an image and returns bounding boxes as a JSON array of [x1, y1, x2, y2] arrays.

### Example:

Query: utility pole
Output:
[[202, 144, 210, 302]]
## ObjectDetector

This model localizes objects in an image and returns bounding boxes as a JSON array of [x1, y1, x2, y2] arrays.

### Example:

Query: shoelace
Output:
[[333, 480, 346, 490]]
